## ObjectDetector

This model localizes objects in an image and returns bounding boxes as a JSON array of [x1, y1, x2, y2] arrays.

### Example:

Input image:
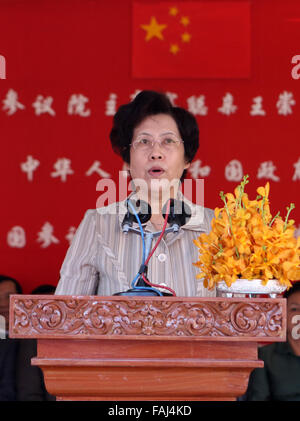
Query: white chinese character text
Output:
[[218, 93, 237, 115], [187, 95, 208, 116], [7, 226, 26, 248], [250, 96, 266, 116], [51, 158, 74, 182], [105, 93, 117, 116], [37, 222, 59, 248], [225, 160, 243, 182], [68, 94, 91, 117], [21, 155, 40, 181], [86, 161, 111, 178], [257, 161, 280, 182], [292, 157, 300, 181], [32, 95, 56, 116], [276, 91, 295, 116], [188, 160, 211, 178], [2, 89, 25, 115]]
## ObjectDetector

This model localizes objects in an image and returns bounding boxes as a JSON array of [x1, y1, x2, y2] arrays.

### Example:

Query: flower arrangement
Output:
[[193, 176, 300, 290]]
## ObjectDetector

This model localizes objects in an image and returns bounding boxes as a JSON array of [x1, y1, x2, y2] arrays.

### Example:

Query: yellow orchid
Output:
[[193, 176, 300, 290]]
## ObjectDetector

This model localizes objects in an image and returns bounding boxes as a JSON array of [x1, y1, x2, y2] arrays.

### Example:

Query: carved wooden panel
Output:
[[9, 295, 286, 341]]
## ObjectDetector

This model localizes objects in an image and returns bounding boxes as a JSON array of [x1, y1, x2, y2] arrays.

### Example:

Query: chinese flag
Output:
[[132, 1, 251, 78]]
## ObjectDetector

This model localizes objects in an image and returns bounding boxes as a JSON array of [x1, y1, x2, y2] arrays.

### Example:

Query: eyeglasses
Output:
[[130, 135, 184, 152]]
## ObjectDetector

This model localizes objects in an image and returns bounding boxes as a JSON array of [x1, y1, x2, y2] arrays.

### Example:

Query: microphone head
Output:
[[162, 199, 191, 227], [121, 199, 152, 229]]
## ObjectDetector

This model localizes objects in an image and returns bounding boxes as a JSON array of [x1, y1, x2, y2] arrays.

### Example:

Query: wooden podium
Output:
[[9, 295, 286, 401]]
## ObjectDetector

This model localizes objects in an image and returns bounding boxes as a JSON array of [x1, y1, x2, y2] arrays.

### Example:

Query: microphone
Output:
[[121, 199, 152, 233], [117, 198, 162, 295], [114, 198, 183, 297], [162, 199, 191, 231]]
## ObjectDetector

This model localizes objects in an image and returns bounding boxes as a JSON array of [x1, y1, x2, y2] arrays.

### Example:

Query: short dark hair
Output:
[[284, 281, 300, 299], [109, 90, 199, 172], [0, 275, 23, 294], [31, 284, 56, 295]]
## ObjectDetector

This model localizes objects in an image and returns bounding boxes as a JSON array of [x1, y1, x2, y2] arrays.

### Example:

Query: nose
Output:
[[149, 141, 164, 160]]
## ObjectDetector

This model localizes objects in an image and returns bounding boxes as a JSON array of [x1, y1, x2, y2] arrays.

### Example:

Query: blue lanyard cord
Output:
[[127, 200, 146, 263], [127, 200, 163, 296]]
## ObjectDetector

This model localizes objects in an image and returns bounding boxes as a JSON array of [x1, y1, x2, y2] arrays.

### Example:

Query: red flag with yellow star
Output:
[[132, 2, 251, 78]]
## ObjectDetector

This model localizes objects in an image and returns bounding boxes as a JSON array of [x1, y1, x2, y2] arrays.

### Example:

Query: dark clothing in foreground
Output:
[[16, 339, 56, 401], [0, 338, 19, 401], [246, 341, 300, 401]]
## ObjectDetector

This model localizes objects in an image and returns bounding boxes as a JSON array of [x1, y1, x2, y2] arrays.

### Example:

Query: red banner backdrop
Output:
[[0, 0, 299, 293]]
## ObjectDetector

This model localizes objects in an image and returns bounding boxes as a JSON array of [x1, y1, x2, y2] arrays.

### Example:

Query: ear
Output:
[[184, 161, 190, 171], [123, 162, 131, 180]]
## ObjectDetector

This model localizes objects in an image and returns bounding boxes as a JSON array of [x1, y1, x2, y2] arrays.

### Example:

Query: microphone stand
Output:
[[113, 198, 191, 297], [114, 224, 180, 296]]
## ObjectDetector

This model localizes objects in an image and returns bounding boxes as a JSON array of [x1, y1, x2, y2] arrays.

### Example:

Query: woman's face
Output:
[[128, 114, 190, 196]]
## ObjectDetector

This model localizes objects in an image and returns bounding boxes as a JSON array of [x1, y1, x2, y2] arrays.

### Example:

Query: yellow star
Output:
[[141, 16, 167, 41], [181, 32, 191, 43], [180, 16, 190, 27], [170, 44, 180, 55], [169, 6, 179, 16]]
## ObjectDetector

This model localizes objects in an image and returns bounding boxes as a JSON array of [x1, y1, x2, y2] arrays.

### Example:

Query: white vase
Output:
[[216, 278, 287, 298]]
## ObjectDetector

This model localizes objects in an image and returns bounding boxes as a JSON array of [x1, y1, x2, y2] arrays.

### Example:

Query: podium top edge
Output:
[[9, 294, 286, 302]]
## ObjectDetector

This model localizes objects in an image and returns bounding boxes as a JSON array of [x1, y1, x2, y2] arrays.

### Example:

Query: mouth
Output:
[[148, 167, 165, 177]]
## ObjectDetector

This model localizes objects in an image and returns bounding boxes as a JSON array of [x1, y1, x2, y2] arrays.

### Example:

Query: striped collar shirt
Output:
[[55, 193, 216, 297]]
